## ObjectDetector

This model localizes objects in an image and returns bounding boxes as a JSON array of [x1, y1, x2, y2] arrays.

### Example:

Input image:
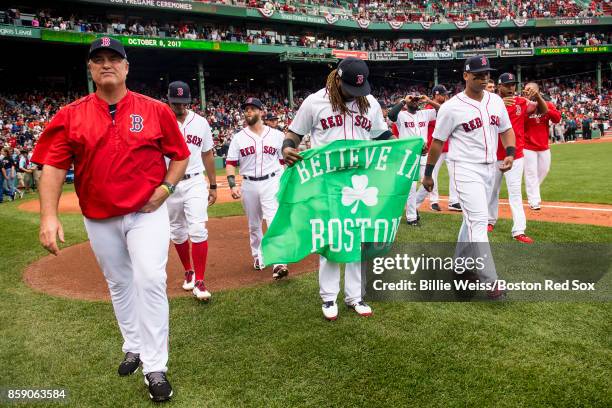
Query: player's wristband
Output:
[[160, 184, 171, 196], [505, 146, 516, 158], [227, 175, 236, 189], [209, 184, 217, 190], [282, 139, 297, 150], [424, 164, 435, 178]]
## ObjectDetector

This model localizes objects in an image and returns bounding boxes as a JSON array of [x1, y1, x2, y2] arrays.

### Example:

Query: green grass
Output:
[[0, 197, 610, 407], [434, 142, 612, 205]]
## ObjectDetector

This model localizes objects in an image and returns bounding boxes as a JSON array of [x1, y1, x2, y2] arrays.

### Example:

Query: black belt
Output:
[[181, 172, 201, 180], [243, 172, 277, 182]]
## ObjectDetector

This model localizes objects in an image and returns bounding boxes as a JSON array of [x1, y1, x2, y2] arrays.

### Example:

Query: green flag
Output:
[[262, 138, 424, 264]]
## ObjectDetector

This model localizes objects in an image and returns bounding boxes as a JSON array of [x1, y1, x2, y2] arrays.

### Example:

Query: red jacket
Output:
[[496, 96, 531, 161], [32, 91, 189, 219], [525, 101, 561, 151], [424, 103, 448, 153]]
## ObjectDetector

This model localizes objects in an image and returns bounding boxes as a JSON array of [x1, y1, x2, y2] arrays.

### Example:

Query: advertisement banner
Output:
[[332, 49, 369, 60], [534, 45, 611, 55], [455, 49, 498, 59], [499, 48, 534, 57], [413, 51, 453, 60], [0, 24, 41, 39], [369, 51, 411, 61]]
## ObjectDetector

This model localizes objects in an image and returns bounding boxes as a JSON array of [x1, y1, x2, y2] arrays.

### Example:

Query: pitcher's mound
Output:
[[23, 216, 317, 301]]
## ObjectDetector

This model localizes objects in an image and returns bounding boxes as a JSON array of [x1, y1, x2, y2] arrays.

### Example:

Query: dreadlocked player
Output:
[[282, 57, 392, 321]]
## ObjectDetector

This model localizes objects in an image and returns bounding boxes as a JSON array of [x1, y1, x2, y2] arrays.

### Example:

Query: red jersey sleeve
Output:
[[391, 122, 399, 138], [31, 107, 74, 170], [546, 102, 562, 124], [158, 104, 190, 161]]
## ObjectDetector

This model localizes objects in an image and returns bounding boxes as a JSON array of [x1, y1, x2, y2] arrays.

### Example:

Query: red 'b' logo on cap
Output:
[[177, 88, 183, 96], [481, 56, 487, 65], [101, 37, 111, 47], [356, 74, 364, 85]]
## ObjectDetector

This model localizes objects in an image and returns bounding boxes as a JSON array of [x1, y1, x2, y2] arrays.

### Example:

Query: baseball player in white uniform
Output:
[[387, 93, 440, 225], [424, 85, 459, 212], [166, 81, 217, 301], [423, 55, 516, 300], [225, 97, 289, 280], [282, 57, 392, 320]]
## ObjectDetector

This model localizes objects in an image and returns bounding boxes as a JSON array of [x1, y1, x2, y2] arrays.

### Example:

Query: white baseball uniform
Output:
[[488, 97, 536, 237], [433, 90, 512, 283], [289, 87, 388, 304], [394, 108, 437, 222], [226, 125, 285, 267], [166, 109, 213, 244]]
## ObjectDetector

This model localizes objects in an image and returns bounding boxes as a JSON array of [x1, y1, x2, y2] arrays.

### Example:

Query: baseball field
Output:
[[1, 141, 610, 407]]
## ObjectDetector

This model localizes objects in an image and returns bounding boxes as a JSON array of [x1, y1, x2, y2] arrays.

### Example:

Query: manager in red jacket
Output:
[[32, 37, 189, 402], [523, 83, 562, 210]]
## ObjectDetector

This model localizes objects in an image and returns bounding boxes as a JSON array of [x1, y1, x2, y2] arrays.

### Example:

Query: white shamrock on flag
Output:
[[341, 175, 379, 214]]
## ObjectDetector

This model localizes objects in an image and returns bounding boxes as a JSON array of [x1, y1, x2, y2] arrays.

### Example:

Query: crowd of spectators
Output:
[[1, 75, 608, 194], [3, 8, 610, 53], [196, 0, 610, 22]]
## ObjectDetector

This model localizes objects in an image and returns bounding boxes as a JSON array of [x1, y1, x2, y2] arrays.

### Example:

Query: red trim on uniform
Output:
[[226, 160, 238, 166], [483, 92, 491, 161], [343, 113, 347, 140], [452, 161, 472, 241], [259, 126, 270, 177], [243, 130, 258, 177], [181, 111, 196, 135], [456, 93, 488, 163]]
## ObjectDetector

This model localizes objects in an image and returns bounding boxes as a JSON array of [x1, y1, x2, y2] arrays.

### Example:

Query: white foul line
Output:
[[435, 198, 612, 213]]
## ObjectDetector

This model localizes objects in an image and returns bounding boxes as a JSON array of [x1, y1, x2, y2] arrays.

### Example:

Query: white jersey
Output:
[[226, 125, 284, 178], [395, 109, 437, 142], [166, 109, 213, 174], [288, 88, 388, 147], [433, 91, 511, 164]]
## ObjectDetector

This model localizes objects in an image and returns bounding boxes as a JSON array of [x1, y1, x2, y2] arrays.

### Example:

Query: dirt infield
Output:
[[23, 216, 318, 301], [19, 144, 612, 301], [19, 191, 612, 227]]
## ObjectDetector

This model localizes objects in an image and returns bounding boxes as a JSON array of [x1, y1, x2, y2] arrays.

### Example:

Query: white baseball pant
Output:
[[488, 158, 527, 237], [319, 258, 362, 304], [449, 160, 498, 283], [241, 175, 285, 268], [83, 204, 170, 375], [429, 152, 459, 205], [523, 148, 551, 207], [406, 157, 428, 222], [167, 176, 208, 244]]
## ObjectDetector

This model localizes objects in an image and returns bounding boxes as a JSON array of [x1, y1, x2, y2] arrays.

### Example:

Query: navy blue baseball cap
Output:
[[337, 57, 371, 97], [242, 97, 264, 110], [88, 37, 127, 60], [168, 81, 191, 104], [432, 84, 449, 96], [498, 72, 518, 84], [464, 55, 496, 73]]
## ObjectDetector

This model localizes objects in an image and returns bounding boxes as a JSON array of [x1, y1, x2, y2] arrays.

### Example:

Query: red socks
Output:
[[174, 241, 192, 272], [192, 241, 208, 281]]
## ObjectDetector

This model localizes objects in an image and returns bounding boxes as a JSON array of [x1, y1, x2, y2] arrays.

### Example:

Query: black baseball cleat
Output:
[[272, 265, 289, 280], [448, 203, 462, 212], [144, 372, 173, 402], [406, 219, 420, 226], [431, 203, 441, 212], [118, 352, 141, 376]]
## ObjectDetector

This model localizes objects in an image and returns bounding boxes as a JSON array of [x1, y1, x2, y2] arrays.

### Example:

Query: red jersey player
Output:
[[32, 38, 189, 402]]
